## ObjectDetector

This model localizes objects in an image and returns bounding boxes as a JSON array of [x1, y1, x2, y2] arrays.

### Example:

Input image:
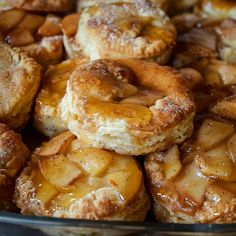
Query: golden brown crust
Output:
[[60, 59, 195, 155], [0, 43, 41, 129], [66, 2, 176, 64], [0, 123, 29, 211], [15, 132, 150, 220], [5, 0, 72, 12]]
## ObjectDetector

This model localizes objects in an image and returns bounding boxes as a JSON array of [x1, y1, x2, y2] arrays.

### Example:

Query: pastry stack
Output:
[[0, 0, 236, 223]]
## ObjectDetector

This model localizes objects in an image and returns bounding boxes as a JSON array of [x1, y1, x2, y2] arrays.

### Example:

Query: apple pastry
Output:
[[145, 117, 236, 223], [0, 9, 63, 67], [14, 131, 150, 220], [0, 123, 29, 211], [34, 57, 88, 137], [59, 59, 195, 155], [0, 43, 41, 129], [63, 1, 176, 64], [5, 0, 72, 12]]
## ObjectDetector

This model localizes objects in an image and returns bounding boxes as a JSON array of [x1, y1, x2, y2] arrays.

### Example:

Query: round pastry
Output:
[[5, 0, 72, 12], [0, 123, 29, 211], [195, 0, 236, 20], [34, 57, 88, 137], [77, 0, 168, 11], [63, 1, 176, 64], [145, 117, 236, 223], [59, 59, 195, 155], [14, 131, 150, 220], [0, 42, 41, 129], [0, 9, 63, 67]]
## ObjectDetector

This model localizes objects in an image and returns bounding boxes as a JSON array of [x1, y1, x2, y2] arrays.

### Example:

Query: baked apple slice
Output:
[[195, 119, 234, 150], [68, 148, 113, 177], [39, 154, 82, 190], [163, 145, 182, 180], [36, 131, 75, 156], [0, 9, 25, 32]]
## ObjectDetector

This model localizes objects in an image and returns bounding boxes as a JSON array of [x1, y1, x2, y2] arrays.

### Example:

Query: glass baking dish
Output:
[[0, 212, 236, 236]]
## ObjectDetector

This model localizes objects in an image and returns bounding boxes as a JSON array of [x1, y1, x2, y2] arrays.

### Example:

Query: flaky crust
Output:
[[66, 1, 176, 64], [34, 57, 88, 137], [0, 123, 29, 210], [5, 0, 72, 12], [0, 43, 41, 129], [60, 59, 195, 155]]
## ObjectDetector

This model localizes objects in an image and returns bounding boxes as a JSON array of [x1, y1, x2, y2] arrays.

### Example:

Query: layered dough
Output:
[[0, 123, 29, 211], [145, 118, 236, 223], [64, 1, 176, 64], [0, 9, 63, 67], [0, 43, 41, 129], [5, 0, 72, 12], [60, 59, 195, 155], [15, 131, 150, 220], [34, 57, 87, 137]]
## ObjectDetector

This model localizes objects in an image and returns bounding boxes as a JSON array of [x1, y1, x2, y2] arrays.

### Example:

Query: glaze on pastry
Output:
[[60, 59, 195, 155], [15, 131, 150, 220], [145, 117, 236, 223]]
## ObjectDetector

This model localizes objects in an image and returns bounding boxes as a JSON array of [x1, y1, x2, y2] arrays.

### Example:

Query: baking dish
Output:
[[0, 212, 236, 236]]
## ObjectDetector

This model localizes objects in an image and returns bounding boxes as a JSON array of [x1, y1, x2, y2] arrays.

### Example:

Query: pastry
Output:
[[145, 117, 236, 223], [5, 0, 72, 12], [0, 43, 41, 129], [59, 59, 195, 155], [0, 123, 29, 211], [34, 57, 87, 137], [63, 1, 176, 64], [15, 131, 150, 220], [0, 9, 63, 67]]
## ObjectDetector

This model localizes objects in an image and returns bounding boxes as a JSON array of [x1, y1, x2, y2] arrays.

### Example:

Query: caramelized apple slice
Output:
[[211, 95, 236, 121], [196, 119, 234, 150], [66, 139, 81, 153], [0, 9, 25, 32], [194, 143, 235, 181], [36, 131, 75, 156], [68, 148, 113, 176], [17, 14, 45, 33], [61, 13, 80, 36], [55, 178, 100, 208], [121, 90, 164, 107], [163, 145, 182, 180], [39, 154, 82, 189], [107, 168, 142, 202], [38, 14, 61, 37], [5, 29, 34, 46], [175, 164, 211, 205], [32, 169, 57, 206], [227, 134, 236, 163]]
